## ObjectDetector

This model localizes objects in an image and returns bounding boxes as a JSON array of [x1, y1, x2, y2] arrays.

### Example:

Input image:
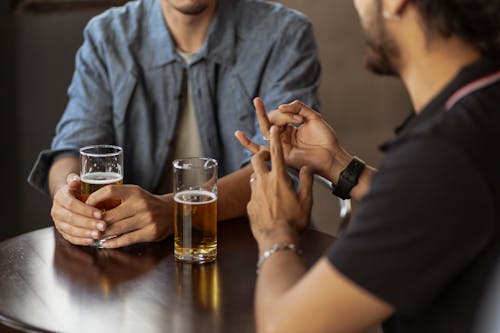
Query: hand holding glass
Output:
[[80, 145, 123, 247]]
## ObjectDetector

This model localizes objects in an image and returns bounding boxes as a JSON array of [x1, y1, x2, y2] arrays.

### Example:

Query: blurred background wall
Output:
[[0, 0, 409, 241]]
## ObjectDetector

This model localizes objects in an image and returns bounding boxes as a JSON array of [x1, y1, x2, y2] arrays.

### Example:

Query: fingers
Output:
[[268, 109, 303, 126], [254, 97, 271, 139], [85, 184, 125, 208], [234, 130, 265, 154], [251, 150, 271, 177], [96, 186, 148, 224], [56, 227, 95, 246], [101, 215, 143, 238], [101, 227, 152, 248], [52, 205, 106, 231], [54, 186, 103, 220], [66, 173, 80, 190], [56, 221, 102, 239], [278, 100, 321, 121], [269, 126, 286, 176], [249, 172, 257, 190], [299, 167, 313, 210]]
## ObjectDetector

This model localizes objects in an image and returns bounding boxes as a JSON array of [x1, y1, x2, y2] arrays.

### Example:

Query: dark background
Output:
[[1, 5, 100, 240], [0, 1, 409, 241]]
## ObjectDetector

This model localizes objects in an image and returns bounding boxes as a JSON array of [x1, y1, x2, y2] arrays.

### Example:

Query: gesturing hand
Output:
[[85, 185, 173, 248], [235, 98, 352, 180], [51, 173, 106, 246], [247, 126, 313, 252]]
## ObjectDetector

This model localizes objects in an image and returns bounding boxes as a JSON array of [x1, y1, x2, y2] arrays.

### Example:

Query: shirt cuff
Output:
[[27, 149, 79, 195]]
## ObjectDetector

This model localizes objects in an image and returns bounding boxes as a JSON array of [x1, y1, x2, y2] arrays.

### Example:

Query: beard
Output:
[[361, 1, 400, 76], [167, 0, 211, 15]]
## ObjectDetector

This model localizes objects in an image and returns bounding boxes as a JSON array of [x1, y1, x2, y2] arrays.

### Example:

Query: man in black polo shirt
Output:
[[235, 0, 500, 332]]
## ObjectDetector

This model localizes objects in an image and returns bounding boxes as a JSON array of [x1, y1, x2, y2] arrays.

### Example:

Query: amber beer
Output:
[[80, 172, 123, 211], [174, 190, 217, 263]]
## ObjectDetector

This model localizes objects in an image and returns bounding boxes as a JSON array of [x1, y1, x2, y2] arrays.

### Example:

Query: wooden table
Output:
[[0, 218, 334, 333]]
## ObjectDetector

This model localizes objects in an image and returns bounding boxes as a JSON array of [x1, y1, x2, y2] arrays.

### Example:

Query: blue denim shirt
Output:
[[28, 0, 320, 194]]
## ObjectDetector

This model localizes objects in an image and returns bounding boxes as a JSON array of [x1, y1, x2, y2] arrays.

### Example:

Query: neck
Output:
[[160, 1, 217, 53], [399, 37, 481, 112]]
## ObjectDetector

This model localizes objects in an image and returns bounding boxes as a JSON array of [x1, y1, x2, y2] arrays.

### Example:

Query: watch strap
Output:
[[332, 156, 365, 200]]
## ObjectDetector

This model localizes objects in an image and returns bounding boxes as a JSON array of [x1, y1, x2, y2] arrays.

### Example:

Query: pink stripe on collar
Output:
[[445, 70, 500, 111]]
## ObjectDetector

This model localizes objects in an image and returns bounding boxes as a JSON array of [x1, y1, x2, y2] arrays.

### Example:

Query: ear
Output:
[[383, 0, 411, 18]]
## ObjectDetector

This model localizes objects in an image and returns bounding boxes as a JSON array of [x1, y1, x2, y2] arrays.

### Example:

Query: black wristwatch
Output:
[[331, 156, 366, 200]]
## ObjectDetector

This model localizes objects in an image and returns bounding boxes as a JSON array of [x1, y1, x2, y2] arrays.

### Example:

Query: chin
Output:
[[169, 0, 212, 15], [364, 47, 399, 77]]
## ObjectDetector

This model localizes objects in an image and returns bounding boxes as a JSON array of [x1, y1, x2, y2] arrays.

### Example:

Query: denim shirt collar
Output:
[[143, 0, 236, 69]]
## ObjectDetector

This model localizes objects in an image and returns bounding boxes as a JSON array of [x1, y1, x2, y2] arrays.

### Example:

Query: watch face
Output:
[[332, 157, 366, 200]]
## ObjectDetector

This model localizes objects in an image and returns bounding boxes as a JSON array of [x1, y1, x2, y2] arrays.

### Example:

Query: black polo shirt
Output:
[[328, 57, 500, 333]]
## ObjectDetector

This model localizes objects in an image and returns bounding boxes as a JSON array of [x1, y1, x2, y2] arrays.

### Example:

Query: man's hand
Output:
[[235, 98, 352, 180], [85, 185, 173, 248], [51, 173, 106, 246], [247, 126, 313, 253]]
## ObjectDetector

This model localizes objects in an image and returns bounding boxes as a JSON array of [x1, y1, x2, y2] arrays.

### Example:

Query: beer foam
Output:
[[81, 172, 123, 185], [174, 190, 217, 204]]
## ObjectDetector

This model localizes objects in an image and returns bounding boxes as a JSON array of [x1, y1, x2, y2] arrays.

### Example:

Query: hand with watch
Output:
[[235, 98, 376, 202]]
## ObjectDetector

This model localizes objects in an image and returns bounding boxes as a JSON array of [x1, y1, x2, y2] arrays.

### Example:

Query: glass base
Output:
[[90, 234, 119, 248], [175, 248, 217, 264]]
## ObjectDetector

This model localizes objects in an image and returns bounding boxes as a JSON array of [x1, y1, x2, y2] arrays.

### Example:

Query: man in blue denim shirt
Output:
[[28, 0, 320, 247]]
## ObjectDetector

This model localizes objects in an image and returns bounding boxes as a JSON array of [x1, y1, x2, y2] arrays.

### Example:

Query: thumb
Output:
[[279, 100, 321, 122], [66, 173, 80, 189], [299, 166, 313, 210]]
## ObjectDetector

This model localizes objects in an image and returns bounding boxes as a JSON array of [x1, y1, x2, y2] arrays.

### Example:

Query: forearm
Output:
[[216, 164, 253, 221], [255, 248, 306, 333], [48, 157, 79, 199]]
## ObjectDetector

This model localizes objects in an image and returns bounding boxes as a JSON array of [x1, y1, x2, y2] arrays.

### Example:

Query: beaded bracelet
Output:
[[256, 243, 302, 274]]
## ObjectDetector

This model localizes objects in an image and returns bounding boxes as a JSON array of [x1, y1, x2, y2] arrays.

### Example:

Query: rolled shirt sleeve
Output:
[[28, 19, 114, 194]]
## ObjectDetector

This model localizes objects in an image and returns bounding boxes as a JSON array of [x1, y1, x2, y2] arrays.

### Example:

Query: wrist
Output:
[[256, 227, 300, 256], [324, 149, 352, 184]]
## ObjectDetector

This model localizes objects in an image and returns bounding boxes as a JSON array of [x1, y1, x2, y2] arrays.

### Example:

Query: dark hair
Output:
[[414, 0, 500, 57]]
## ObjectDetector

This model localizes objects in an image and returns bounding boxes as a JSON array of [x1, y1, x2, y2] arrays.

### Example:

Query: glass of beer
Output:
[[173, 158, 218, 264], [80, 145, 123, 247]]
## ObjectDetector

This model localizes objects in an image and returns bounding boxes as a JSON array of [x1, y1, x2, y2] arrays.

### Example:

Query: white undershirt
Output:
[[156, 51, 204, 194]]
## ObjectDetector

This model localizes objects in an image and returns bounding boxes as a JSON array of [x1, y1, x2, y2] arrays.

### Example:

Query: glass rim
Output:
[[173, 157, 218, 169], [80, 145, 123, 158]]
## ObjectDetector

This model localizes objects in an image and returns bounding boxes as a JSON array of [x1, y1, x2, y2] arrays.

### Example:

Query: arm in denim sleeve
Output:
[[28, 19, 114, 194], [241, 17, 321, 171]]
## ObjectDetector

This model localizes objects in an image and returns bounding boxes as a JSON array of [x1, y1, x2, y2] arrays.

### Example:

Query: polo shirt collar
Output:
[[143, 0, 236, 69], [419, 56, 500, 117], [380, 56, 500, 152]]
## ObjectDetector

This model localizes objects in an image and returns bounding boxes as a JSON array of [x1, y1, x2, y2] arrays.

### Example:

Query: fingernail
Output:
[[71, 175, 79, 182], [93, 211, 102, 219], [91, 231, 99, 239], [293, 115, 302, 121], [96, 222, 106, 231]]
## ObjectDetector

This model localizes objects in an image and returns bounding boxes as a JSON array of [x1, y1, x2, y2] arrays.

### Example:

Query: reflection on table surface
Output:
[[0, 218, 334, 333], [54, 233, 167, 297]]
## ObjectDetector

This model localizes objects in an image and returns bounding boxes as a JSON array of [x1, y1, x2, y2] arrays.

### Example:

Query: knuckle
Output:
[[50, 206, 58, 219], [145, 211, 155, 222], [67, 199, 77, 211], [65, 210, 74, 223], [102, 185, 114, 196], [150, 223, 159, 237]]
